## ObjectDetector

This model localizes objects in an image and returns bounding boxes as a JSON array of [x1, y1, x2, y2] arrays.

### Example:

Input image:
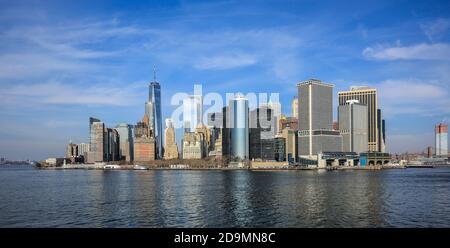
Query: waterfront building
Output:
[[292, 96, 299, 119], [338, 100, 368, 154], [86, 118, 105, 163], [66, 142, 78, 158], [297, 79, 342, 157], [230, 95, 249, 161], [182, 132, 205, 159], [377, 109, 386, 152], [274, 137, 286, 162], [282, 128, 298, 163], [338, 86, 379, 152], [104, 128, 120, 162], [195, 123, 210, 157], [148, 71, 163, 159], [115, 123, 134, 162], [435, 123, 448, 157], [77, 143, 90, 158], [183, 95, 203, 133], [134, 137, 156, 162], [427, 146, 433, 158], [214, 129, 223, 161], [164, 118, 179, 160], [145, 101, 155, 135], [249, 106, 276, 160]]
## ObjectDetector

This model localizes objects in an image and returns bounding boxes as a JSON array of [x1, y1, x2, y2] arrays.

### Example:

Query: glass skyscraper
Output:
[[230, 95, 249, 160], [149, 81, 163, 159]]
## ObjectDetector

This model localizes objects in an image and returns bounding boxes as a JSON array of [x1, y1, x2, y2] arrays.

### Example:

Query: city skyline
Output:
[[1, 0, 450, 160]]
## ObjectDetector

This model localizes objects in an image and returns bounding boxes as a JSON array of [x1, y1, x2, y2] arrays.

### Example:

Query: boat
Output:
[[103, 164, 121, 169], [133, 165, 147, 170]]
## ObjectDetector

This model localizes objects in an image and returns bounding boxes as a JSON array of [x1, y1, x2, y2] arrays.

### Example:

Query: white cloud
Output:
[[376, 79, 450, 116], [420, 18, 450, 42], [0, 81, 146, 107], [194, 54, 257, 70], [362, 43, 450, 61]]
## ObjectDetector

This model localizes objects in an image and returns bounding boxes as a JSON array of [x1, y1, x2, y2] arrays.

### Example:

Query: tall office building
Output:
[[148, 72, 163, 159], [230, 95, 249, 160], [104, 128, 120, 162], [297, 79, 342, 156], [183, 95, 202, 133], [268, 101, 282, 134], [338, 100, 368, 154], [377, 109, 386, 152], [435, 123, 448, 157], [77, 143, 90, 158], [145, 101, 155, 137], [115, 123, 134, 162], [338, 86, 379, 152], [292, 96, 299, 119], [87, 118, 105, 163], [249, 106, 276, 160], [164, 118, 179, 159]]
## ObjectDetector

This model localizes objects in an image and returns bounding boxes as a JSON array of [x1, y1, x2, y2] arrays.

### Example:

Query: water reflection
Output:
[[1, 166, 450, 227]]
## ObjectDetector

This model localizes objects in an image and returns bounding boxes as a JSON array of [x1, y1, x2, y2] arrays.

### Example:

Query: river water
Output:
[[1, 165, 449, 227]]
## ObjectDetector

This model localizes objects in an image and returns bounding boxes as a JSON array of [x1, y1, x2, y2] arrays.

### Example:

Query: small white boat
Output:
[[133, 165, 147, 170], [103, 164, 121, 169]]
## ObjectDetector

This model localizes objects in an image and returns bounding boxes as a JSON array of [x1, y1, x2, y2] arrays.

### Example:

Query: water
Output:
[[1, 165, 450, 227]]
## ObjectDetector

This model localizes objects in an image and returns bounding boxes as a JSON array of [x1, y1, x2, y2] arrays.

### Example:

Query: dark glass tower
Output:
[[149, 78, 163, 159]]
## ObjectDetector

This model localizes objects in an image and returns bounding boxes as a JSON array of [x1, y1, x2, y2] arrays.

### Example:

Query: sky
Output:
[[0, 0, 449, 160]]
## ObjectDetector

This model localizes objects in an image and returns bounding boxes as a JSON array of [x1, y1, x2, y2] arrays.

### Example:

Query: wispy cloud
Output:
[[0, 81, 146, 107], [194, 54, 257, 70], [420, 18, 450, 42], [377, 79, 450, 116], [363, 43, 450, 61]]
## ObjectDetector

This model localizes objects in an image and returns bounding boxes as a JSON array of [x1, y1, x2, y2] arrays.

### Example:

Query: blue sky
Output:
[[0, 0, 449, 160]]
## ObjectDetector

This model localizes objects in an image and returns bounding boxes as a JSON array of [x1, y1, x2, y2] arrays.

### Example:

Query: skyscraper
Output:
[[230, 95, 249, 160], [292, 96, 299, 119], [338, 86, 379, 152], [148, 71, 163, 159], [87, 118, 105, 163], [297, 79, 342, 157], [164, 118, 179, 159], [435, 123, 448, 157], [338, 100, 368, 154], [183, 95, 202, 133], [249, 106, 276, 160], [377, 109, 386, 152], [115, 123, 134, 162]]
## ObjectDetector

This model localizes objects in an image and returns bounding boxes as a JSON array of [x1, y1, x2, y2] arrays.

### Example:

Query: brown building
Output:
[[164, 119, 179, 159], [280, 117, 298, 131], [134, 137, 156, 162]]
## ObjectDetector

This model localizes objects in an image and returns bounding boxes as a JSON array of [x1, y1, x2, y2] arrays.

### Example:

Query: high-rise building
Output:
[[87, 118, 105, 163], [280, 117, 298, 131], [164, 118, 179, 160], [182, 132, 205, 159], [268, 101, 282, 134], [292, 96, 299, 119], [377, 109, 386, 152], [183, 95, 202, 133], [282, 128, 298, 162], [338, 100, 368, 154], [104, 128, 120, 161], [249, 106, 276, 160], [133, 119, 155, 162], [297, 79, 342, 157], [77, 143, 90, 158], [148, 74, 163, 159], [338, 86, 379, 152], [435, 123, 448, 157], [66, 142, 78, 158], [230, 95, 249, 160], [115, 123, 134, 162]]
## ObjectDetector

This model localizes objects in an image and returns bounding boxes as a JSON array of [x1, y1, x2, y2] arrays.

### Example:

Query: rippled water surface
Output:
[[1, 165, 450, 227]]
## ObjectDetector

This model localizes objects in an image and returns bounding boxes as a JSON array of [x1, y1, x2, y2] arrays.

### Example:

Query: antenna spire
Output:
[[153, 65, 156, 82]]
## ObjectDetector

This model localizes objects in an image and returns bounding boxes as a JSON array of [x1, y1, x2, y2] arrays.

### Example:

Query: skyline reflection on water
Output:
[[0, 166, 450, 227]]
